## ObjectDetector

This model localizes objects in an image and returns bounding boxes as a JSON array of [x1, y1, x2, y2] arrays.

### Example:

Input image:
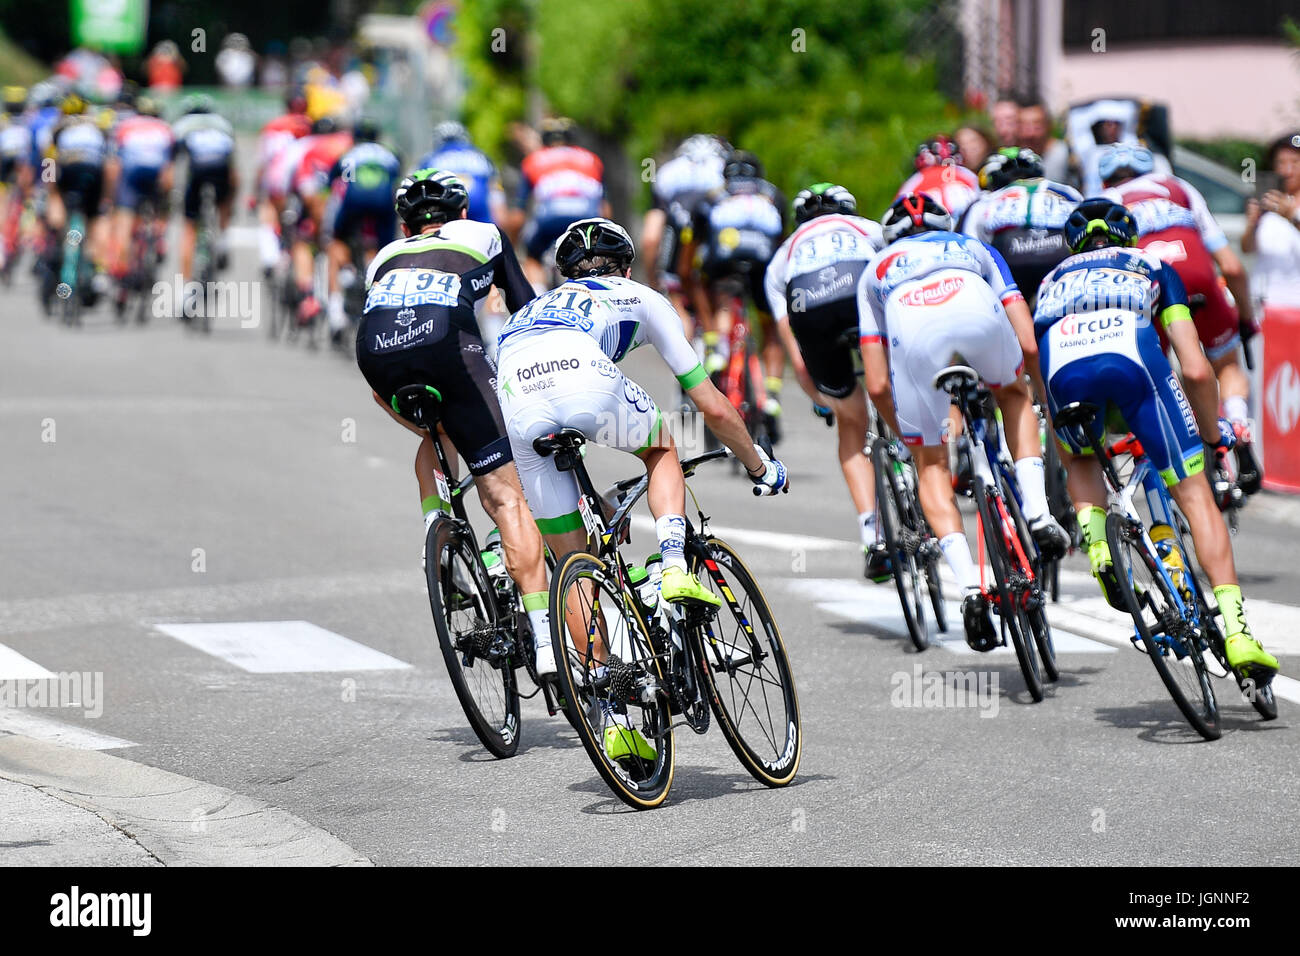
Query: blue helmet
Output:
[[1098, 143, 1155, 186]]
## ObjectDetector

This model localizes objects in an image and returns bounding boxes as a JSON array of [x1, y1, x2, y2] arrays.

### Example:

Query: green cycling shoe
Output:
[[659, 566, 721, 607], [1088, 540, 1126, 611], [604, 723, 657, 762], [1224, 631, 1279, 685]]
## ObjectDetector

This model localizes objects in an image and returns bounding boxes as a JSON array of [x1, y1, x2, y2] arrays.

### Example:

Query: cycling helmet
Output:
[[676, 133, 730, 163], [540, 116, 576, 147], [881, 193, 953, 243], [29, 82, 59, 110], [353, 119, 381, 143], [179, 94, 215, 115], [978, 146, 1044, 191], [395, 168, 469, 228], [1097, 142, 1155, 186], [431, 120, 469, 149], [3, 87, 26, 114], [914, 135, 962, 170], [311, 116, 340, 135], [1063, 197, 1139, 253], [792, 183, 857, 224], [60, 93, 87, 116], [554, 217, 636, 279], [723, 149, 763, 181]]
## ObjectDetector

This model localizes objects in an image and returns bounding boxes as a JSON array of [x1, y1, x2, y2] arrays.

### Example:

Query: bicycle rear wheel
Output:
[[1196, 578, 1277, 721], [975, 482, 1044, 702], [872, 438, 928, 651], [1003, 480, 1058, 682], [549, 551, 674, 809], [425, 517, 521, 758], [1105, 512, 1220, 739], [690, 537, 801, 787]]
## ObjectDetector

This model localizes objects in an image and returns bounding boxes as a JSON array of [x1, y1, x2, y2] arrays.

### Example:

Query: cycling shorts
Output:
[[115, 164, 162, 211], [1042, 309, 1204, 486], [1139, 228, 1238, 361], [497, 328, 661, 533], [56, 162, 103, 214], [874, 269, 1023, 446], [703, 253, 772, 317], [787, 297, 860, 399], [183, 164, 231, 221], [521, 212, 576, 262], [355, 324, 513, 476], [331, 188, 397, 246]]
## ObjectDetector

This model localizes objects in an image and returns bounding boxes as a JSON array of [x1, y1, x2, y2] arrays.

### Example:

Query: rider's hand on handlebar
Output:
[[1202, 416, 1237, 455], [747, 443, 790, 496]]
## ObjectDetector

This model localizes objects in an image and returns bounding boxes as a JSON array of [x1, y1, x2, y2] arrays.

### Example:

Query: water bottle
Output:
[[481, 527, 509, 597], [1150, 523, 1191, 603], [645, 554, 683, 651], [628, 563, 658, 614]]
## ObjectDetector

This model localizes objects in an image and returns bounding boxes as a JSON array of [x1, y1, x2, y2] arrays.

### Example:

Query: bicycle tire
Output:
[[975, 479, 1044, 702], [1105, 512, 1220, 739], [549, 550, 674, 809], [425, 517, 521, 758], [1002, 479, 1058, 682], [690, 536, 801, 787], [1196, 577, 1277, 722], [871, 437, 929, 651]]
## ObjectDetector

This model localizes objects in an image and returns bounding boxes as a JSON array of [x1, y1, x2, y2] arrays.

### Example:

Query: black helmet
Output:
[[881, 193, 953, 243], [792, 183, 857, 224], [311, 116, 340, 135], [394, 168, 469, 228], [554, 218, 635, 279], [723, 150, 763, 181], [540, 116, 576, 147], [353, 119, 381, 143], [978, 146, 1044, 191], [1063, 197, 1139, 253]]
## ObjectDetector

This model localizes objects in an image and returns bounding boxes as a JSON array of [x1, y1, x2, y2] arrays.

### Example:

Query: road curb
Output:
[[0, 735, 372, 866]]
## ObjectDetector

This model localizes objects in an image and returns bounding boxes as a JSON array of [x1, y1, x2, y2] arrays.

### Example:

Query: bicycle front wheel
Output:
[[1106, 512, 1220, 739], [549, 551, 675, 809], [872, 438, 928, 651], [425, 517, 521, 758], [975, 482, 1044, 702], [690, 537, 801, 786]]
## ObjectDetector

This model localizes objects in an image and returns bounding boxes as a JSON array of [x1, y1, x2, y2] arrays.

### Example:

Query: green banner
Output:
[[70, 0, 149, 55]]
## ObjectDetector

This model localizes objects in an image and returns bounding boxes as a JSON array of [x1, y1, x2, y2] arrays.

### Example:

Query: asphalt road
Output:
[[2, 225, 1298, 866]]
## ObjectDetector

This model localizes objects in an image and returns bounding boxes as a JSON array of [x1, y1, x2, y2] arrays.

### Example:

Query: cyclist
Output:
[[171, 95, 238, 303], [324, 120, 401, 346], [1099, 143, 1262, 494], [687, 150, 788, 432], [513, 117, 607, 289], [641, 133, 729, 342], [415, 121, 506, 227], [962, 147, 1082, 309], [895, 136, 981, 224], [106, 95, 172, 289], [858, 194, 1069, 651], [1035, 198, 1277, 683], [0, 87, 33, 271], [255, 88, 312, 277], [764, 182, 893, 580], [354, 168, 548, 678], [44, 93, 110, 295], [287, 117, 353, 325], [495, 217, 789, 758]]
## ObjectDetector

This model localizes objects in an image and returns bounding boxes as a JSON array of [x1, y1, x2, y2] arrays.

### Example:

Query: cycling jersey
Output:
[[171, 113, 235, 170], [356, 219, 534, 475], [651, 152, 725, 280], [291, 132, 352, 201], [0, 118, 31, 182], [518, 145, 604, 259], [28, 106, 60, 168], [416, 141, 505, 224], [114, 115, 173, 170], [961, 178, 1082, 305], [1034, 246, 1201, 485], [53, 118, 107, 167], [1103, 172, 1238, 359], [496, 275, 707, 530], [329, 142, 402, 243], [895, 165, 980, 220], [257, 112, 311, 171], [764, 214, 884, 397], [693, 178, 786, 269], [859, 232, 1024, 445]]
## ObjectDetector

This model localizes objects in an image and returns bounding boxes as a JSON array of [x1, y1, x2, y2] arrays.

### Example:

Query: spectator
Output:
[[1018, 99, 1071, 184], [1244, 132, 1300, 321], [953, 124, 997, 173], [145, 41, 185, 92], [991, 95, 1020, 147], [216, 33, 257, 89]]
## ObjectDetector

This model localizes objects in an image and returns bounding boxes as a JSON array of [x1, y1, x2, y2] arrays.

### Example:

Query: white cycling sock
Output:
[[940, 532, 979, 591], [523, 593, 550, 650], [1224, 395, 1249, 428], [328, 291, 346, 332], [258, 224, 280, 270], [656, 514, 688, 571], [1014, 457, 1050, 525], [858, 511, 878, 547]]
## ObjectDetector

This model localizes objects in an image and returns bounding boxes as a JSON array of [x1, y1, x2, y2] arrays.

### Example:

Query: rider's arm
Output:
[[641, 207, 666, 289], [763, 240, 818, 402], [856, 268, 902, 435], [492, 227, 536, 312], [980, 240, 1045, 398], [1158, 262, 1221, 436]]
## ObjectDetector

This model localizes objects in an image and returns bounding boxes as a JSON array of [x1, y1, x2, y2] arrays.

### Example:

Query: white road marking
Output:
[[0, 710, 136, 750], [630, 514, 855, 553], [0, 644, 56, 679], [153, 620, 413, 674]]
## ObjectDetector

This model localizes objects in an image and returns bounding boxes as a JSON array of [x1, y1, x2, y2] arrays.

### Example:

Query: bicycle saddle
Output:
[[932, 364, 980, 396], [532, 428, 587, 457], [392, 384, 443, 426], [1052, 401, 1100, 431]]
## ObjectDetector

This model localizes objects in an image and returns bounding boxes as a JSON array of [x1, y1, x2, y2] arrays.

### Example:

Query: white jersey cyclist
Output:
[[962, 177, 1082, 306]]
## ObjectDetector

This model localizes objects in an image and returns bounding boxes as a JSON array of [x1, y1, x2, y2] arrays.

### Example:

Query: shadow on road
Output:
[[1091, 699, 1283, 743], [427, 718, 582, 762], [568, 767, 834, 814]]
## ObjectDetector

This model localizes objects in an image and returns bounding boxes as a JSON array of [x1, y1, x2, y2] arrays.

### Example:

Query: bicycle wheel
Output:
[[872, 438, 929, 651], [549, 551, 674, 809], [690, 537, 801, 787], [1196, 582, 1277, 722], [1105, 512, 1220, 740], [1003, 480, 1058, 682], [425, 517, 521, 758], [975, 481, 1044, 702]]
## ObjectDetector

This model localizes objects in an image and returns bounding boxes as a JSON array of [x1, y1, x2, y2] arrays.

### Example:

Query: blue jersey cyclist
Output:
[[1035, 198, 1277, 683], [416, 121, 506, 227]]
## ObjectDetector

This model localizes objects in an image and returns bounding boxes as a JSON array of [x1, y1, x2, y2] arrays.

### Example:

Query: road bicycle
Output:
[[536, 431, 800, 809], [708, 264, 775, 460], [188, 183, 219, 333], [936, 365, 1057, 701], [114, 198, 163, 325], [1052, 401, 1277, 740], [392, 384, 566, 759]]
